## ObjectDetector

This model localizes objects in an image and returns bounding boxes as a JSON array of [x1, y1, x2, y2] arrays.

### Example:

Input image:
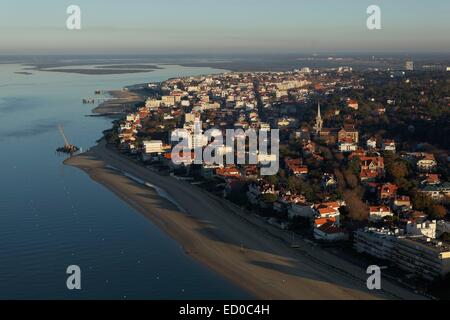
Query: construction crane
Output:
[[56, 125, 79, 154]]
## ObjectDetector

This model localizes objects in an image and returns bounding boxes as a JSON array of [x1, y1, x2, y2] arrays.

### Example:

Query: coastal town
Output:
[[102, 64, 450, 293], [4, 0, 450, 308]]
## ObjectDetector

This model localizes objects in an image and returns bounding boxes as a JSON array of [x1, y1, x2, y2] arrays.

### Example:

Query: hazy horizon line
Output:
[[1, 52, 449, 58]]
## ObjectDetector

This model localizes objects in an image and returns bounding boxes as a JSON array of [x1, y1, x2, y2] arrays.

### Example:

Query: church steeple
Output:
[[314, 102, 323, 134]]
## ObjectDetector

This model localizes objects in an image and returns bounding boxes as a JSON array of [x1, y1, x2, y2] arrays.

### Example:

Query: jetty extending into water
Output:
[[56, 125, 79, 154]]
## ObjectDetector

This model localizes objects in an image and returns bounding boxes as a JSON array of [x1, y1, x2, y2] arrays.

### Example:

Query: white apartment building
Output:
[[145, 98, 161, 109], [143, 140, 163, 154], [392, 236, 450, 280], [354, 228, 396, 260], [354, 227, 450, 280]]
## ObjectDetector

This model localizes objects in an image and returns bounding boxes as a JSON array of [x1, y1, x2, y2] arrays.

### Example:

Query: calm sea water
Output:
[[0, 63, 250, 299]]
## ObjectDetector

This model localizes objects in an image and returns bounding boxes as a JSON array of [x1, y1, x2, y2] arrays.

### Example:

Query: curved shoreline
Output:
[[92, 90, 144, 115], [64, 141, 426, 300]]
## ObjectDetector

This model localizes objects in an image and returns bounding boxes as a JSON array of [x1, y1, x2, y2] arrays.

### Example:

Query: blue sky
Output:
[[0, 0, 449, 54]]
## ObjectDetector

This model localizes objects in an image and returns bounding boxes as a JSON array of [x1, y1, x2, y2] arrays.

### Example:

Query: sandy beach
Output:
[[65, 141, 426, 300], [92, 90, 144, 115]]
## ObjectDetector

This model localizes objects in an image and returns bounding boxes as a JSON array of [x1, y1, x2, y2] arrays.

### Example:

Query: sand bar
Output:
[[92, 90, 144, 115]]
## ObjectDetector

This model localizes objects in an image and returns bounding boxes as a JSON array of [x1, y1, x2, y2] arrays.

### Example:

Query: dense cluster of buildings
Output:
[[112, 67, 449, 281]]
